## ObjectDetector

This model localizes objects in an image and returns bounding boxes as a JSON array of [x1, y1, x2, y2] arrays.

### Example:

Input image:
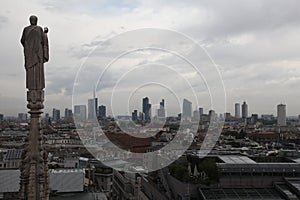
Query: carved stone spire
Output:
[[19, 91, 49, 200], [19, 15, 49, 200]]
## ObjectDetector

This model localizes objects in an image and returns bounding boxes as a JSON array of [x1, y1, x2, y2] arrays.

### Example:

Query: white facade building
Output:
[[235, 103, 240, 118], [277, 104, 287, 126]]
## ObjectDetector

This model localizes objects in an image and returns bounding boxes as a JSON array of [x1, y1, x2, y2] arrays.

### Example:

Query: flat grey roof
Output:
[[219, 156, 257, 164], [50, 192, 107, 200], [0, 169, 20, 193], [285, 178, 300, 193], [199, 188, 283, 200]]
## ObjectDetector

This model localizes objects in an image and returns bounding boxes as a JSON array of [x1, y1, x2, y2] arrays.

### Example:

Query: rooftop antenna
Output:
[[93, 85, 96, 99]]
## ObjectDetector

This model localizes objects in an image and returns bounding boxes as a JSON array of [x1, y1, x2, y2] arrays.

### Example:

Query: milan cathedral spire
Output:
[[19, 15, 49, 200]]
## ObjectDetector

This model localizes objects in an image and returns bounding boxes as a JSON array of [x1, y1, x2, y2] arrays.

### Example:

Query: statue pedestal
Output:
[[19, 90, 49, 200]]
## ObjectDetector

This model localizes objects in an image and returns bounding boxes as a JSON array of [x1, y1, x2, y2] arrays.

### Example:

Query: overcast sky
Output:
[[0, 0, 300, 117]]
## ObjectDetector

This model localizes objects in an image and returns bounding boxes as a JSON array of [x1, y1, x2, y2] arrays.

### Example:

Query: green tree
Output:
[[198, 158, 219, 184]]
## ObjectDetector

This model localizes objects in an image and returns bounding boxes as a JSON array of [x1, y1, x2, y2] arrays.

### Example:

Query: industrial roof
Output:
[[50, 192, 107, 200], [0, 169, 20, 193], [49, 169, 84, 174], [219, 156, 257, 164], [4, 149, 23, 160], [199, 188, 283, 200], [285, 178, 300, 194]]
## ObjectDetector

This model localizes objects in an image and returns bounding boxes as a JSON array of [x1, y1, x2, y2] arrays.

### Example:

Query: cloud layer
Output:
[[0, 0, 300, 117]]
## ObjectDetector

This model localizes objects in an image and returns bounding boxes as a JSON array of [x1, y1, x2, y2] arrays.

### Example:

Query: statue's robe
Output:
[[21, 25, 49, 90]]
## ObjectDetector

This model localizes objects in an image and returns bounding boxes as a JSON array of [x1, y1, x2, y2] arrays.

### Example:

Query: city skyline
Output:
[[1, 98, 297, 119], [48, 99, 294, 120]]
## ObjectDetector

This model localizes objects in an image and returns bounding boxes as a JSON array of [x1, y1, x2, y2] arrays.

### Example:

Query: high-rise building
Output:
[[132, 110, 138, 121], [64, 108, 73, 120], [159, 99, 165, 110], [225, 113, 231, 121], [192, 110, 199, 121], [74, 105, 87, 121], [88, 97, 98, 120], [142, 97, 151, 122], [0, 114, 3, 121], [52, 108, 60, 122], [209, 109, 216, 119], [199, 107, 203, 122], [251, 114, 259, 125], [199, 107, 203, 116], [138, 112, 143, 121], [242, 101, 248, 119], [95, 98, 98, 116], [98, 105, 106, 118], [18, 113, 28, 122], [157, 99, 166, 118], [182, 98, 192, 118], [235, 103, 241, 118], [277, 104, 286, 126]]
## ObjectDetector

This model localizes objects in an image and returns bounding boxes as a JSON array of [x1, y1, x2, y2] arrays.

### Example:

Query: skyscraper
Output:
[[250, 114, 258, 124], [74, 105, 87, 121], [160, 99, 165, 108], [74, 105, 86, 121], [277, 104, 286, 126], [132, 110, 138, 121], [18, 113, 28, 122], [52, 108, 60, 122], [199, 107, 204, 122], [95, 97, 98, 116], [138, 112, 144, 121], [242, 101, 248, 119], [182, 98, 192, 119], [157, 99, 166, 118], [209, 109, 216, 118], [193, 109, 200, 121], [225, 113, 231, 121], [64, 108, 73, 120], [88, 97, 98, 120], [142, 97, 151, 122], [98, 105, 106, 118], [235, 103, 241, 118]]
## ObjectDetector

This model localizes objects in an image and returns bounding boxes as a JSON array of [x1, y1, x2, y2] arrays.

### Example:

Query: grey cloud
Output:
[[69, 31, 118, 58], [0, 96, 27, 115], [0, 15, 8, 29], [2, 0, 300, 116], [40, 0, 137, 15], [181, 0, 300, 40], [46, 67, 78, 96], [41, 0, 97, 13], [0, 15, 8, 22]]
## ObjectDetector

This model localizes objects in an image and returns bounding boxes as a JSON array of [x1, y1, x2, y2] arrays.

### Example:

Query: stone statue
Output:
[[19, 16, 50, 200], [21, 15, 49, 90]]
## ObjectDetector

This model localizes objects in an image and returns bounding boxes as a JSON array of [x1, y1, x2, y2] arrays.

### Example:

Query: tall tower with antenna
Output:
[[88, 86, 98, 120]]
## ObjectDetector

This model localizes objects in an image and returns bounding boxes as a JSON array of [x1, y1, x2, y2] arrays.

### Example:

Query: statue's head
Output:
[[29, 15, 38, 25]]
